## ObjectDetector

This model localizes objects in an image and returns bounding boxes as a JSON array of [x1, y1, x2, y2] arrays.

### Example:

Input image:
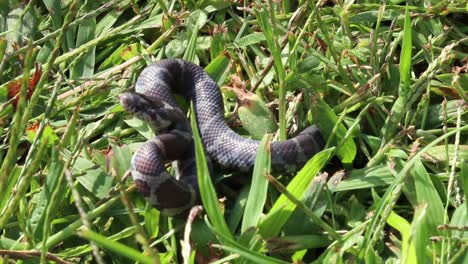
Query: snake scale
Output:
[[121, 59, 324, 216]]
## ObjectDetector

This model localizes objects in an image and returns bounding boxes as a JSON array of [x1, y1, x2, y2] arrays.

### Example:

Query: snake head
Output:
[[120, 92, 172, 131]]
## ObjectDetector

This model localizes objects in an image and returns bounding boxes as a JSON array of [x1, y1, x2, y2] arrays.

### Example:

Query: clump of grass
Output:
[[0, 1, 466, 263]]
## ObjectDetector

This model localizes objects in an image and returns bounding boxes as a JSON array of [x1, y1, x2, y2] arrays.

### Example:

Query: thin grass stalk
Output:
[[64, 168, 105, 264], [19, 72, 60, 181], [381, 37, 467, 145], [147, 25, 177, 53], [117, 170, 160, 262], [40, 148, 65, 264], [3, 73, 60, 260], [37, 187, 131, 249], [287, 3, 318, 66], [206, 219, 289, 264], [0, 136, 48, 231], [0, 249, 72, 264], [348, 3, 466, 13], [370, 3, 385, 81], [441, 105, 463, 262], [40, 99, 84, 262], [313, 3, 354, 92], [254, 3, 287, 139], [0, 41, 34, 199]]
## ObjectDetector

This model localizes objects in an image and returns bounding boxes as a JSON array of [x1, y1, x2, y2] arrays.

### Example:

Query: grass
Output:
[[0, 0, 467, 263]]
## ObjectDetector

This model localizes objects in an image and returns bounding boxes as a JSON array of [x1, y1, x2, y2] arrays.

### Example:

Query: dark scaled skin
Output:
[[121, 59, 324, 216]]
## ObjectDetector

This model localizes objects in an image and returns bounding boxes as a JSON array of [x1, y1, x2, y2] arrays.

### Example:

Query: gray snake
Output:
[[120, 59, 324, 216]]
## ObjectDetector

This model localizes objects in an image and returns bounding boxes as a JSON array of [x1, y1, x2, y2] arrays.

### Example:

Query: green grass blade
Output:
[[380, 5, 412, 143], [461, 159, 468, 212], [241, 134, 272, 233], [206, 219, 289, 264], [0, 37, 6, 63], [386, 211, 415, 263], [411, 204, 430, 263], [183, 10, 207, 62], [399, 5, 412, 97], [330, 165, 393, 192], [79, 228, 155, 264], [213, 243, 289, 264], [411, 160, 445, 233], [190, 103, 232, 240], [311, 96, 356, 165], [70, 8, 96, 78], [258, 148, 334, 238], [204, 53, 230, 86]]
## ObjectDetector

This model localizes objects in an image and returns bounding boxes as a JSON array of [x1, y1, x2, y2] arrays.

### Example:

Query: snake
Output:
[[120, 59, 324, 216]]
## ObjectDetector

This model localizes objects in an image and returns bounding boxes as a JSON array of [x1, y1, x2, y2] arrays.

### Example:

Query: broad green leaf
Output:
[[73, 156, 114, 199], [123, 116, 155, 140], [425, 144, 468, 165]]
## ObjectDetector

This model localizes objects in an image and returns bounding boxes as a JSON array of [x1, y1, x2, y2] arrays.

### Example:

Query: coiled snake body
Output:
[[121, 59, 324, 216]]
